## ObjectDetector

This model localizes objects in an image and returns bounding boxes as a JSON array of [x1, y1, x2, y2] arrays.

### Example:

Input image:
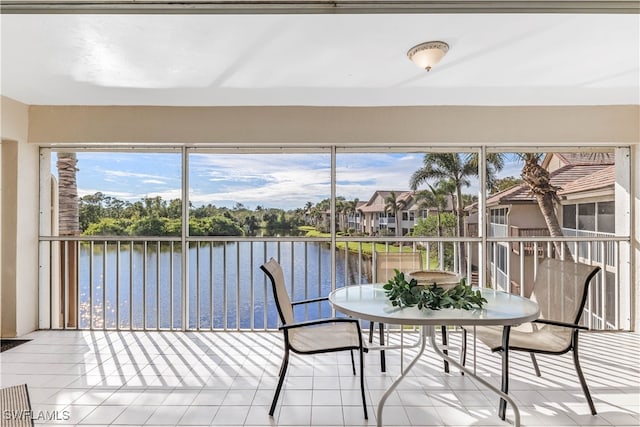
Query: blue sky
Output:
[[54, 151, 522, 210]]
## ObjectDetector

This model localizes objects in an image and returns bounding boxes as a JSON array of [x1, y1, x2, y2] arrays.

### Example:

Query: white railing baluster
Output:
[[58, 241, 63, 329], [156, 240, 160, 331], [40, 234, 629, 332], [614, 241, 620, 329], [129, 241, 133, 330], [209, 241, 214, 331], [249, 241, 254, 330], [491, 242, 497, 290], [344, 243, 349, 287], [289, 241, 294, 304], [102, 240, 107, 329], [358, 242, 363, 284], [236, 241, 240, 330], [116, 241, 120, 330], [170, 241, 175, 330], [600, 241, 606, 329], [223, 243, 227, 331], [143, 241, 147, 330], [196, 241, 201, 330], [519, 243, 525, 297], [587, 269, 593, 329], [263, 241, 268, 330], [89, 241, 94, 330], [304, 241, 309, 321], [317, 240, 321, 302]]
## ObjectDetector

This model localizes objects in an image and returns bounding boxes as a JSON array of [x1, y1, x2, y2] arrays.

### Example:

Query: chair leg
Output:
[[441, 325, 450, 373], [359, 347, 368, 420], [350, 349, 356, 375], [367, 322, 387, 373], [573, 332, 597, 415], [269, 348, 289, 416], [460, 328, 467, 376], [530, 353, 541, 377], [378, 322, 386, 373], [499, 326, 511, 421]]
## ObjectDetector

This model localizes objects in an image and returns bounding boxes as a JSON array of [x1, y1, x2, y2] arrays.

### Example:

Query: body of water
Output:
[[78, 241, 373, 330]]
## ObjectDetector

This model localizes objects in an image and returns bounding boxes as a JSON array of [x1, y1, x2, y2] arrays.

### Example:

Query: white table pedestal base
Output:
[[375, 326, 520, 427]]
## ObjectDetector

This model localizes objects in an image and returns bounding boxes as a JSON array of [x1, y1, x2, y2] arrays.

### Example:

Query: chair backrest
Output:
[[260, 258, 294, 325], [375, 252, 422, 283], [531, 258, 601, 325]]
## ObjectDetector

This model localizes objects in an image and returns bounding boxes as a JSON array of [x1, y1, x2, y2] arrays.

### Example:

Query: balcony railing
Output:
[[562, 228, 616, 267], [39, 234, 630, 333], [509, 226, 550, 255]]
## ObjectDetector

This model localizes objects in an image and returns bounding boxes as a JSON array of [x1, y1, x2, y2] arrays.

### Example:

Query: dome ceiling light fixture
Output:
[[407, 41, 449, 72]]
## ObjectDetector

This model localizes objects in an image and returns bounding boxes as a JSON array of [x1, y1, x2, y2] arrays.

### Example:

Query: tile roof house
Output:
[[355, 190, 414, 235], [559, 165, 615, 199], [484, 153, 615, 207], [354, 190, 455, 236], [466, 152, 616, 304]]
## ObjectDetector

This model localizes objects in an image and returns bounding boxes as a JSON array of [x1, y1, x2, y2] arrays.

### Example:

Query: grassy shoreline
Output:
[[301, 227, 422, 257]]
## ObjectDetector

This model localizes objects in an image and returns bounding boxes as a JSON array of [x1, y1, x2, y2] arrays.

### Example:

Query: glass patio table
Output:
[[328, 284, 540, 427]]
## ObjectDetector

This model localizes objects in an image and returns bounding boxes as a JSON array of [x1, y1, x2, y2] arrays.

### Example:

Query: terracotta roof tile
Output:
[[365, 190, 412, 204], [558, 165, 615, 195], [486, 184, 526, 205], [358, 190, 413, 212], [554, 152, 615, 166], [487, 164, 612, 205]]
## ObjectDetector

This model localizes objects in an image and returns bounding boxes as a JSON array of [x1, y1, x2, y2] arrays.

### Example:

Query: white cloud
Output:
[[105, 169, 169, 182], [145, 189, 182, 201], [188, 152, 423, 209], [78, 188, 139, 200], [74, 152, 512, 210]]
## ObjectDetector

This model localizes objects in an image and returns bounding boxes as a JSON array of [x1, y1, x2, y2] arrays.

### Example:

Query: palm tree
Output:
[[410, 153, 504, 272], [335, 199, 345, 232], [520, 153, 573, 261], [415, 180, 454, 268], [315, 199, 331, 231], [310, 207, 322, 228], [304, 201, 313, 215], [57, 152, 80, 327], [357, 205, 366, 234], [416, 181, 451, 237], [384, 191, 407, 237], [58, 153, 80, 235], [344, 198, 360, 233], [302, 202, 313, 225], [341, 202, 352, 233]]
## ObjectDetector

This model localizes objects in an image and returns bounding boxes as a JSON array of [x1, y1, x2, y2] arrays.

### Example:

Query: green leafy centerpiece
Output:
[[383, 269, 487, 310]]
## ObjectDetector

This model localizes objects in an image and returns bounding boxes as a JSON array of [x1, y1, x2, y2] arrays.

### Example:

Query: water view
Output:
[[77, 240, 372, 330]]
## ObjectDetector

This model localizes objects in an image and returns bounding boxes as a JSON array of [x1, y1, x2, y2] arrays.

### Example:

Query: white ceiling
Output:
[[1, 13, 638, 106]]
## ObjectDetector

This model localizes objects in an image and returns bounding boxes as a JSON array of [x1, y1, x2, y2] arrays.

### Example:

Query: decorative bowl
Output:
[[407, 270, 461, 289]]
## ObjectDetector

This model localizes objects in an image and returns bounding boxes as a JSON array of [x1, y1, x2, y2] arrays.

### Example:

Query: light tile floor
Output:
[[0, 329, 638, 426]]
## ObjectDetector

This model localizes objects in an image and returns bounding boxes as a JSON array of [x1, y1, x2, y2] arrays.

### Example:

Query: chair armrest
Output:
[[291, 297, 329, 306], [534, 319, 589, 330], [279, 317, 359, 331]]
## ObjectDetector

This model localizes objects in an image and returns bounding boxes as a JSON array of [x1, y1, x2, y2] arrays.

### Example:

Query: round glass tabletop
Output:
[[329, 284, 539, 326]]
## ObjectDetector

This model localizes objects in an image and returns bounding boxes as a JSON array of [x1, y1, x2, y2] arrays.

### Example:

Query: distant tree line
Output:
[[79, 173, 524, 237], [79, 193, 305, 236]]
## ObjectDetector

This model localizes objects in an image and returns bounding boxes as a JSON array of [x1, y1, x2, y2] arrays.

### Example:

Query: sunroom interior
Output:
[[1, 2, 639, 426]]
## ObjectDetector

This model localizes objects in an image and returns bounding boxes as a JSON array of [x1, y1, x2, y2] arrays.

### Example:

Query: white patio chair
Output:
[[260, 257, 368, 419], [461, 258, 601, 419], [375, 252, 453, 373]]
